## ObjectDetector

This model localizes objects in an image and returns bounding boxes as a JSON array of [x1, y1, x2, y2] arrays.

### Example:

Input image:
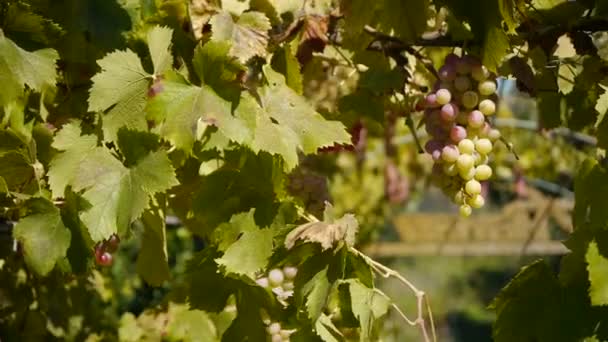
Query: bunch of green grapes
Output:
[[263, 321, 295, 342], [255, 266, 298, 302], [421, 54, 502, 217]]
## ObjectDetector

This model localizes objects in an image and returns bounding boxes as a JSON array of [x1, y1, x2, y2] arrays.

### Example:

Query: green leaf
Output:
[[377, 0, 429, 43], [595, 85, 608, 128], [166, 303, 219, 342], [222, 0, 251, 15], [586, 240, 608, 306], [210, 11, 271, 63], [302, 267, 331, 321], [12, 198, 71, 276], [0, 34, 58, 106], [498, 0, 524, 34], [136, 207, 170, 286], [88, 50, 150, 142], [147, 26, 174, 75], [314, 313, 344, 342], [186, 251, 237, 312], [215, 226, 275, 277], [271, 43, 303, 94], [192, 40, 245, 89], [348, 280, 390, 341], [211, 210, 258, 252]]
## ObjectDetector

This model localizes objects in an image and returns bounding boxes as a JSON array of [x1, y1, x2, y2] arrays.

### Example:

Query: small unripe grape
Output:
[[283, 281, 294, 290], [268, 269, 284, 287], [456, 154, 475, 172], [461, 91, 479, 109], [474, 165, 493, 181], [268, 322, 281, 335], [465, 179, 482, 195], [443, 163, 458, 176], [471, 65, 489, 81], [256, 277, 270, 288], [457, 139, 475, 155], [454, 76, 471, 91], [474, 152, 489, 165], [478, 99, 496, 115], [453, 191, 465, 204], [468, 194, 485, 208], [438, 65, 456, 81], [440, 103, 459, 122], [475, 138, 493, 155], [459, 204, 472, 217], [467, 110, 485, 128], [478, 80, 497, 96], [441, 145, 460, 163], [283, 266, 297, 280], [488, 129, 501, 141], [436, 89, 452, 105], [450, 125, 467, 142], [459, 167, 476, 180], [425, 94, 439, 108]]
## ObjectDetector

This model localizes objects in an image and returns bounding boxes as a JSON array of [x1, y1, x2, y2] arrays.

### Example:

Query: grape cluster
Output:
[[264, 321, 294, 342], [256, 266, 298, 303], [421, 54, 502, 217], [94, 234, 120, 267]]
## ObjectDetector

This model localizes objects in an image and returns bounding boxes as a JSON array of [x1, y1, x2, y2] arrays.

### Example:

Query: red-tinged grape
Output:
[[438, 65, 456, 81], [468, 194, 485, 208], [440, 103, 458, 122], [459, 204, 472, 217], [445, 53, 460, 67], [257, 277, 270, 288], [97, 251, 113, 266], [461, 91, 479, 109], [479, 99, 496, 115], [478, 80, 497, 96], [474, 165, 492, 181], [475, 138, 493, 155], [450, 125, 467, 142], [425, 94, 439, 108], [454, 76, 471, 91], [431, 150, 442, 161], [268, 269, 284, 287], [467, 110, 485, 128], [441, 145, 459, 163], [456, 154, 475, 172], [436, 89, 452, 105], [465, 179, 482, 195], [105, 234, 120, 253], [458, 139, 475, 154]]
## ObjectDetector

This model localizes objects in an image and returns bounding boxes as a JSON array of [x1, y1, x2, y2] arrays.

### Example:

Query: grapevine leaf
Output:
[[586, 241, 608, 306], [0, 151, 35, 191], [314, 313, 344, 342], [302, 267, 331, 321], [0, 34, 58, 106], [186, 251, 237, 312], [557, 62, 581, 95], [12, 198, 71, 276], [116, 129, 161, 167], [377, 0, 429, 43], [215, 226, 275, 277], [271, 43, 304, 94], [595, 85, 608, 128], [211, 210, 258, 252], [221, 0, 250, 15], [136, 208, 171, 286], [210, 11, 271, 63], [348, 279, 390, 341], [258, 66, 350, 163], [285, 213, 359, 251], [192, 40, 245, 89], [147, 26, 173, 75], [88, 50, 150, 142], [166, 304, 219, 341], [498, 0, 524, 34]]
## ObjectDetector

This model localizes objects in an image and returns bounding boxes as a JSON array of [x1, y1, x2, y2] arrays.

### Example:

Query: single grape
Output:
[[478, 80, 497, 96], [450, 125, 467, 142], [465, 179, 482, 195], [459, 167, 476, 180], [438, 65, 456, 81], [431, 150, 442, 161], [455, 59, 471, 75], [443, 163, 458, 176], [461, 91, 479, 109], [453, 191, 464, 204], [475, 138, 493, 155], [459, 204, 472, 217], [282, 281, 294, 290], [474, 165, 493, 181], [97, 251, 113, 266], [440, 103, 458, 122], [454, 76, 471, 91], [268, 269, 284, 287], [471, 65, 489, 81], [467, 110, 485, 128], [425, 94, 439, 108], [256, 277, 270, 288], [441, 145, 460, 163], [436, 89, 452, 105], [468, 194, 485, 209], [474, 152, 489, 166], [105, 234, 120, 253], [456, 154, 475, 172], [478, 99, 496, 115], [444, 53, 460, 67], [458, 139, 475, 155], [487, 129, 501, 141], [283, 266, 297, 280], [268, 322, 281, 335]]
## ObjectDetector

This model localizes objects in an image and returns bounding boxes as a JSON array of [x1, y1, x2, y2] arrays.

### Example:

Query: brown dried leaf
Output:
[[285, 211, 358, 250]]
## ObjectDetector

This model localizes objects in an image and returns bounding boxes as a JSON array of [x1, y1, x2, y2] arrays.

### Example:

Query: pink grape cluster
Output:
[[421, 54, 502, 217]]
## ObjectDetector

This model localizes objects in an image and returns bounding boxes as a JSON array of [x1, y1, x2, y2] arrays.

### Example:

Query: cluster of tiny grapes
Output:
[[94, 234, 120, 266], [263, 321, 294, 342], [421, 54, 502, 217], [256, 266, 298, 302]]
